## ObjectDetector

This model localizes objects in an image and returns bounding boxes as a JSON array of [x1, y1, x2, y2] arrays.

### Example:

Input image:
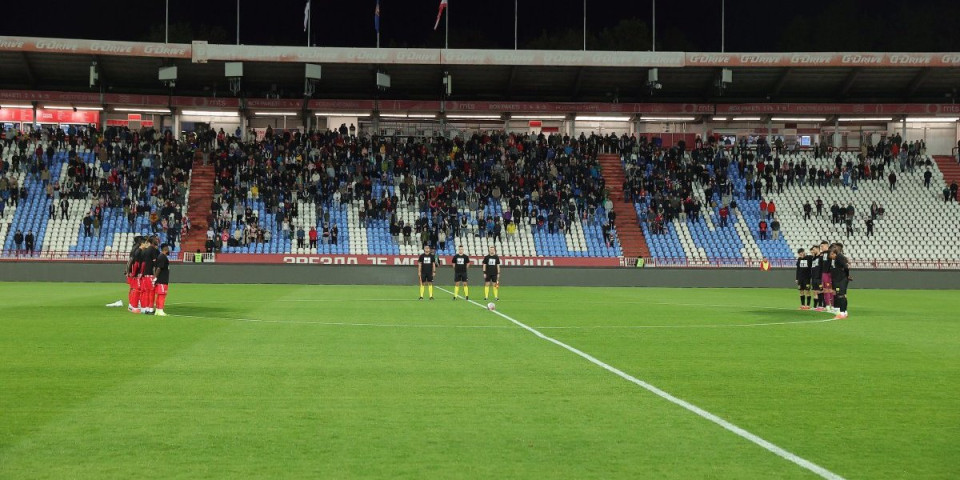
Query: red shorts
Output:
[[140, 276, 155, 290], [127, 276, 139, 289], [155, 284, 169, 295]]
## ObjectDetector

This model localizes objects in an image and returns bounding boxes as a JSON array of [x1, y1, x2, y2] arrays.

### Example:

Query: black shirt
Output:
[[155, 253, 170, 285], [452, 254, 470, 273], [482, 255, 501, 276], [417, 253, 437, 274], [810, 255, 822, 277], [830, 255, 850, 284], [796, 256, 811, 280], [142, 246, 160, 275], [127, 246, 142, 275]]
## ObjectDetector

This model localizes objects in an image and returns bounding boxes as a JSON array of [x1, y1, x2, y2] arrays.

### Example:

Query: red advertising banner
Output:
[[0, 108, 99, 124], [308, 99, 377, 111], [246, 98, 306, 109], [215, 254, 622, 268], [445, 101, 714, 114], [0, 36, 191, 59], [716, 103, 960, 115], [685, 52, 960, 68], [5, 89, 960, 118]]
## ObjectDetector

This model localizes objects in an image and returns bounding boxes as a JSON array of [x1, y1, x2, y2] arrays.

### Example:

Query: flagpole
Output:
[[236, 0, 240, 45], [583, 0, 586, 51], [514, 0, 518, 50], [307, 1, 311, 47], [445, 1, 449, 49], [652, 0, 656, 52]]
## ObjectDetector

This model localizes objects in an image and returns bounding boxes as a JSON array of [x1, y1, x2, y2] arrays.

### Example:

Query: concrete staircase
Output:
[[181, 153, 215, 255], [934, 155, 960, 193], [597, 153, 650, 258]]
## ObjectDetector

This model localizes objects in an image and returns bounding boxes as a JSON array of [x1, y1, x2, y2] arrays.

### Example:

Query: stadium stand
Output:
[[202, 130, 621, 258], [620, 135, 960, 265], [0, 129, 191, 259]]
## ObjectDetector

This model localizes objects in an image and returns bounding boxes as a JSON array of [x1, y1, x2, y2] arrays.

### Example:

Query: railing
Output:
[[2, 251, 959, 270], [620, 257, 960, 270], [0, 250, 181, 262]]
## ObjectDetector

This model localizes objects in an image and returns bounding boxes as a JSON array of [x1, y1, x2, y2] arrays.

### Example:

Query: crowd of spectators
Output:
[[0, 125, 194, 254], [202, 126, 612, 253]]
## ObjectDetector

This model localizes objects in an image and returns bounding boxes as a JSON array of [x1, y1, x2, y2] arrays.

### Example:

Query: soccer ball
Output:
[[487, 302, 496, 311]]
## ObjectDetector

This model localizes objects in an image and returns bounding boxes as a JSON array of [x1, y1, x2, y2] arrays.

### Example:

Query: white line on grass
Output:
[[535, 317, 838, 329], [437, 287, 846, 480], [166, 313, 513, 329]]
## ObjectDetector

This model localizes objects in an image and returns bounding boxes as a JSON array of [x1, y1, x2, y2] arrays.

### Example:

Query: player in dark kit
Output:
[[482, 246, 501, 301], [150, 243, 172, 316], [809, 245, 824, 310], [139, 236, 161, 314], [451, 245, 471, 300], [125, 236, 144, 313], [795, 248, 812, 310], [417, 245, 437, 300], [829, 245, 850, 319], [819, 241, 835, 313]]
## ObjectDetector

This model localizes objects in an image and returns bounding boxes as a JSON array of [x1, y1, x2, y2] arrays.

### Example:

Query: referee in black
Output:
[[451, 245, 470, 300], [417, 245, 437, 300], [482, 246, 501, 301]]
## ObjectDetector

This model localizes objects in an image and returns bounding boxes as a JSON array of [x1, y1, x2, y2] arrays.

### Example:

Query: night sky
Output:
[[2, 0, 958, 52]]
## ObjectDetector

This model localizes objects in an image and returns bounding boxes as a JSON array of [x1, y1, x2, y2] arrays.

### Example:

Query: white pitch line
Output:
[[437, 287, 846, 480], [535, 317, 838, 329], [166, 313, 512, 329]]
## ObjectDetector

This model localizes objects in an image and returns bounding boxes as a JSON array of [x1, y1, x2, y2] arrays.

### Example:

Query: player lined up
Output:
[[125, 235, 172, 316], [796, 241, 850, 319], [416, 245, 502, 301]]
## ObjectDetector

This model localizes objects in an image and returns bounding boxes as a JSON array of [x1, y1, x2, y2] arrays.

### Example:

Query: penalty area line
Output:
[[437, 287, 846, 480]]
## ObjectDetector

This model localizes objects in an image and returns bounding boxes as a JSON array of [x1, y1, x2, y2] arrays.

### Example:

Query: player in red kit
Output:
[[151, 243, 171, 316], [139, 236, 161, 315], [125, 236, 144, 313]]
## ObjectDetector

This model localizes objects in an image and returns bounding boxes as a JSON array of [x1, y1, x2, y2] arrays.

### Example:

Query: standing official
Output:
[[482, 246, 501, 301], [451, 245, 471, 300], [417, 245, 437, 300]]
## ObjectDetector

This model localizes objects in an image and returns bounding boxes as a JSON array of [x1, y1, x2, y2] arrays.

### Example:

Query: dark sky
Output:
[[1, 0, 958, 51]]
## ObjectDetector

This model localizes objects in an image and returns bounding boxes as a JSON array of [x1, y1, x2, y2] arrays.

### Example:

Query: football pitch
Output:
[[1, 283, 957, 479]]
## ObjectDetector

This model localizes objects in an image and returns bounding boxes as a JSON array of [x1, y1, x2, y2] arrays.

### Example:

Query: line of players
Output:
[[795, 240, 851, 320], [417, 245, 502, 301], [125, 235, 172, 316]]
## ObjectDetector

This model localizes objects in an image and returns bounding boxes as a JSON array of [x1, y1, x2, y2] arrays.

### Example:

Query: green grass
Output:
[[1, 283, 958, 479]]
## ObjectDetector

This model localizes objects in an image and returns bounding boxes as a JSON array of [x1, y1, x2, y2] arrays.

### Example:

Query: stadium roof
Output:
[[1, 36, 960, 105]]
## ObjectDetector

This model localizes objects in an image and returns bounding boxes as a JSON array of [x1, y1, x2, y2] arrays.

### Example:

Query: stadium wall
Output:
[[3, 263, 960, 289]]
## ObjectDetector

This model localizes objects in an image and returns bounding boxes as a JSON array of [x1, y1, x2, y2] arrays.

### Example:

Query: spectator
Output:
[[888, 172, 897, 191], [767, 200, 776, 221], [803, 201, 812, 220], [309, 226, 318, 248], [718, 204, 729, 227], [815, 197, 823, 217], [923, 169, 932, 188], [25, 231, 35, 255], [13, 229, 23, 254], [866, 218, 874, 236], [82, 214, 94, 237], [771, 218, 781, 241], [758, 220, 768, 240], [951, 181, 959, 202], [297, 226, 305, 249]]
